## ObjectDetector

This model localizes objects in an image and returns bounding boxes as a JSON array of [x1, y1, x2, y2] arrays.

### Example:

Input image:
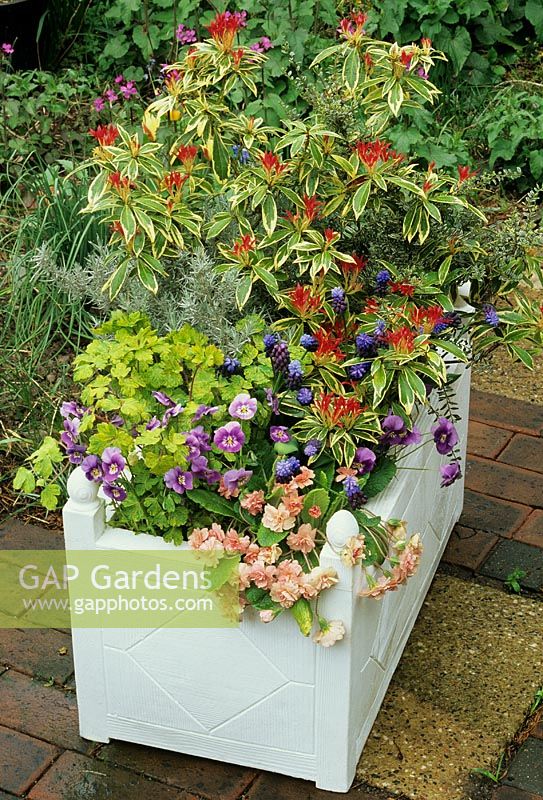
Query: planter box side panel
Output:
[[99, 610, 318, 780], [346, 365, 471, 774]]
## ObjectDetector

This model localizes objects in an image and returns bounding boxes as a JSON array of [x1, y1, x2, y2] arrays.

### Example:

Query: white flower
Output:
[[313, 619, 345, 647]]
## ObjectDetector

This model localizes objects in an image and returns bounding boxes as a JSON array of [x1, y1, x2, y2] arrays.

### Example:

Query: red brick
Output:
[[466, 457, 543, 509], [0, 670, 91, 752], [0, 522, 64, 550], [492, 787, 541, 800], [0, 628, 73, 685], [246, 773, 389, 800], [470, 390, 543, 436], [514, 511, 543, 549], [97, 741, 255, 800], [532, 721, 543, 740], [442, 525, 498, 570], [459, 489, 531, 538], [468, 421, 514, 459], [28, 752, 198, 800], [499, 434, 543, 474], [0, 724, 59, 795]]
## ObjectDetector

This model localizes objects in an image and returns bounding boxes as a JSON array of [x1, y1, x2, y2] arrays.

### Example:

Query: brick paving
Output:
[[0, 388, 541, 800]]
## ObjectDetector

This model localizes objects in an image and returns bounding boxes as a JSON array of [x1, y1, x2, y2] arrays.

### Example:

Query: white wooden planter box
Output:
[[63, 366, 470, 793]]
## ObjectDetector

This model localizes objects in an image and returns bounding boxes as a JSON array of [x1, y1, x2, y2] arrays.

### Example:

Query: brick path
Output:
[[0, 389, 542, 800]]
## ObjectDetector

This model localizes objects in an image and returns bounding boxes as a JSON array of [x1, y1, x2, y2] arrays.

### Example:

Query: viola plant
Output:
[[15, 311, 424, 645]]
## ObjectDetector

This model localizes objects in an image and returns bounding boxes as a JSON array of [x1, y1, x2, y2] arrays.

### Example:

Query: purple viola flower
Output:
[[353, 447, 376, 475], [193, 404, 219, 422], [265, 387, 280, 415], [204, 468, 221, 484], [164, 467, 194, 494], [153, 391, 174, 407], [189, 455, 208, 474], [270, 426, 291, 443], [67, 445, 87, 465], [213, 421, 246, 453], [61, 401, 87, 419], [101, 447, 126, 483], [63, 417, 80, 438], [110, 414, 125, 428], [304, 438, 322, 457], [223, 468, 253, 493], [81, 454, 103, 483], [440, 462, 461, 487], [146, 416, 162, 430], [162, 403, 185, 426], [229, 393, 257, 420], [60, 418, 79, 449], [188, 425, 211, 451], [431, 417, 459, 455], [102, 483, 127, 502], [275, 456, 300, 483], [381, 414, 421, 447], [297, 387, 313, 405]]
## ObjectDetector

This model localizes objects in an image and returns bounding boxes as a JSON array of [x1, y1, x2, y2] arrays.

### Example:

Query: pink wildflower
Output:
[[1, 43, 14, 56], [104, 89, 118, 104], [93, 97, 106, 112], [176, 24, 197, 45], [120, 81, 137, 100]]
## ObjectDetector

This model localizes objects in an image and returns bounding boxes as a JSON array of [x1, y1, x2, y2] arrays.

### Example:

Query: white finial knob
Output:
[[326, 509, 359, 549], [67, 467, 100, 510]]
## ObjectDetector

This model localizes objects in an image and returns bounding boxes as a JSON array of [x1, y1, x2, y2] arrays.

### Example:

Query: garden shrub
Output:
[[70, 0, 339, 119], [369, 0, 543, 85]]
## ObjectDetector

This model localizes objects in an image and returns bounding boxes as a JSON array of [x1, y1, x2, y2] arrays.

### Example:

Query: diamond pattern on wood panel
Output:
[[106, 628, 289, 731]]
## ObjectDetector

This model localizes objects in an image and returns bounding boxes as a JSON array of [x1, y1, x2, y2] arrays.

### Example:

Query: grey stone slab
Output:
[[503, 738, 543, 795], [480, 540, 543, 590]]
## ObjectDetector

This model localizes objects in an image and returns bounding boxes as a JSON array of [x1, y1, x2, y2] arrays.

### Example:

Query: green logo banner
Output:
[[0, 550, 240, 628]]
